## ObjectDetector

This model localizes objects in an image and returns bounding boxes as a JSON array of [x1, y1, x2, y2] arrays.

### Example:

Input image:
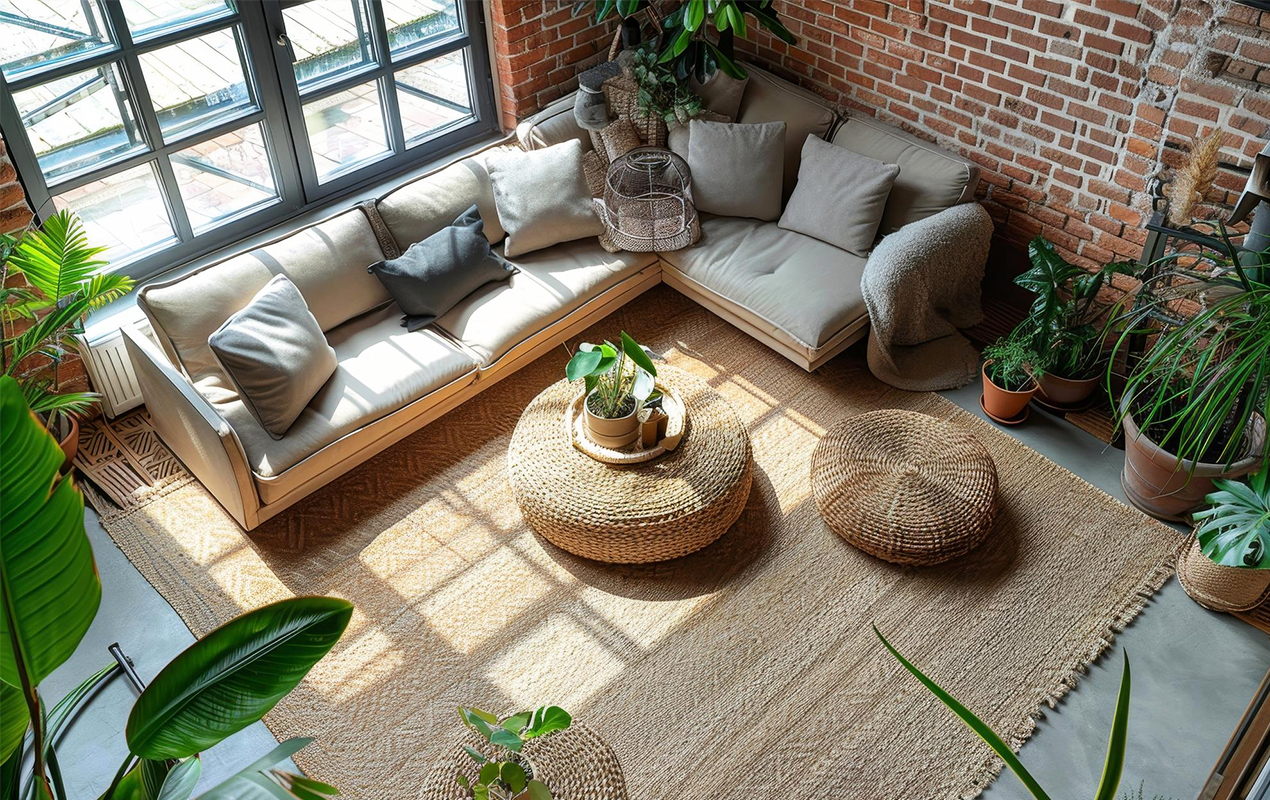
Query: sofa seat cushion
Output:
[[197, 304, 479, 479], [660, 215, 868, 351], [435, 239, 659, 366]]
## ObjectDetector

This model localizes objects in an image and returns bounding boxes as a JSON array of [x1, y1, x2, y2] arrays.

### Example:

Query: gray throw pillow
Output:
[[367, 205, 514, 331], [687, 120, 785, 221], [208, 275, 337, 440], [486, 140, 604, 257], [779, 135, 900, 256]]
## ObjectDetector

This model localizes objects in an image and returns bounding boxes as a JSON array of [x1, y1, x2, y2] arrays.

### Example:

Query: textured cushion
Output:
[[487, 140, 604, 257], [368, 205, 514, 331], [207, 275, 337, 439], [692, 72, 748, 119], [687, 120, 785, 221], [780, 135, 899, 256], [138, 207, 389, 380], [515, 92, 592, 153], [376, 153, 504, 249], [436, 239, 658, 366], [736, 63, 837, 200], [660, 215, 868, 350], [832, 116, 979, 233]]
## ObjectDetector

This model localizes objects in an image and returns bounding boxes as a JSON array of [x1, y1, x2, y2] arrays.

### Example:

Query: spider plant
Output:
[[565, 331, 658, 419], [982, 331, 1042, 392], [1193, 470, 1270, 569]]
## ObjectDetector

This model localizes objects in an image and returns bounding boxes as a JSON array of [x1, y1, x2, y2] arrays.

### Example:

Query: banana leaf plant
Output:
[[0, 375, 352, 800], [1193, 470, 1270, 569], [565, 331, 658, 419], [455, 706, 572, 800], [874, 626, 1131, 800]]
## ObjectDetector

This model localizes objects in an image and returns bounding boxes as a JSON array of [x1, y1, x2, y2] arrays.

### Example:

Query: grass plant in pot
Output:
[[980, 332, 1042, 424], [1109, 224, 1268, 520], [1177, 469, 1270, 612], [1016, 236, 1138, 410], [566, 331, 658, 448]]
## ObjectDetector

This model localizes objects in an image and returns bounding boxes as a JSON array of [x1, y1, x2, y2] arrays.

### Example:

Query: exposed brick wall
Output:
[[730, 0, 1269, 269]]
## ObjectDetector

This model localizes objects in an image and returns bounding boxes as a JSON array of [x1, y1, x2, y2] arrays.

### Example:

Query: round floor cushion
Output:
[[811, 409, 998, 566]]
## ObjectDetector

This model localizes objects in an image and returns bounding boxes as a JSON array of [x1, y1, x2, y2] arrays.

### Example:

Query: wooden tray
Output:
[[567, 384, 686, 464]]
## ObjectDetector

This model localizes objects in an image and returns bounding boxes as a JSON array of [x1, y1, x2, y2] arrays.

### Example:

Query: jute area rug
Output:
[[94, 286, 1179, 800]]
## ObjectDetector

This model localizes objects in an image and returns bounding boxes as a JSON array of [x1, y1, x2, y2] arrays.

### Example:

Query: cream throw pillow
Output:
[[779, 135, 900, 256], [687, 120, 785, 221], [208, 275, 337, 439], [486, 140, 603, 257]]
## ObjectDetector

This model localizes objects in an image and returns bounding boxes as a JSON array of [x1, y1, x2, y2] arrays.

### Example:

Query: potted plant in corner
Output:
[[1178, 469, 1270, 612], [2, 209, 134, 467], [566, 331, 658, 448], [980, 331, 1042, 424], [455, 706, 573, 800]]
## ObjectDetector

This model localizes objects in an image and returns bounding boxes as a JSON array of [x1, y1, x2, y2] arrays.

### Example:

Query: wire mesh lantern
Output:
[[600, 147, 700, 253]]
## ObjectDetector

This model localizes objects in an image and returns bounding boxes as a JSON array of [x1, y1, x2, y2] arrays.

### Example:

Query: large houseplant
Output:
[[1177, 470, 1270, 611], [1108, 223, 1268, 520], [566, 331, 658, 448], [0, 375, 350, 800]]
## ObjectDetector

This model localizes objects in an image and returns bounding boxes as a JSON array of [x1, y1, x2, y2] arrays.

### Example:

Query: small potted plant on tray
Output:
[[980, 332, 1042, 424], [456, 705, 572, 800], [1178, 469, 1270, 612], [566, 331, 658, 448]]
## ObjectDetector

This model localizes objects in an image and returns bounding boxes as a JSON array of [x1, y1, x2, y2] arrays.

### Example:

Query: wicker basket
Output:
[[811, 409, 998, 566], [1177, 533, 1270, 612]]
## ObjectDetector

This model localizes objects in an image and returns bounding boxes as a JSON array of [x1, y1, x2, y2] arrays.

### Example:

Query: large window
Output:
[[0, 0, 496, 280]]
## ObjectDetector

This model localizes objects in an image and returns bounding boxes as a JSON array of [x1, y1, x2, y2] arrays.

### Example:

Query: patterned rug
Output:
[[90, 287, 1186, 800]]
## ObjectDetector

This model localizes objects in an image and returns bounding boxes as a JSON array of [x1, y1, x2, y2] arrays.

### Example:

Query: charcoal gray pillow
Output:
[[367, 205, 515, 332], [687, 120, 785, 221], [486, 140, 603, 257], [208, 274, 336, 440], [779, 135, 900, 256]]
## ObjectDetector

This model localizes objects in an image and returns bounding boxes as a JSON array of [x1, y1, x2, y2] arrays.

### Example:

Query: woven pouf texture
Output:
[[508, 367, 752, 563], [420, 724, 628, 800], [811, 409, 998, 565]]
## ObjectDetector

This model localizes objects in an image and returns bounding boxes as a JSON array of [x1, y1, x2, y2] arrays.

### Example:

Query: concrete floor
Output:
[[45, 377, 1269, 799]]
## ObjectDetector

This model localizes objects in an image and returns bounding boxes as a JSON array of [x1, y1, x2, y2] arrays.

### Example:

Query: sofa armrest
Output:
[[515, 91, 592, 152], [122, 324, 260, 529]]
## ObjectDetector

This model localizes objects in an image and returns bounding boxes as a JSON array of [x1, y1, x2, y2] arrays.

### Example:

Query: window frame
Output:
[[0, 0, 498, 282]]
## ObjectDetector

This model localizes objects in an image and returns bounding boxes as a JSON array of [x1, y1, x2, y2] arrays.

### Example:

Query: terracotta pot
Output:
[[1177, 534, 1270, 612], [44, 413, 79, 475], [1036, 372, 1100, 408], [1121, 407, 1266, 522], [981, 361, 1037, 421], [584, 391, 639, 448]]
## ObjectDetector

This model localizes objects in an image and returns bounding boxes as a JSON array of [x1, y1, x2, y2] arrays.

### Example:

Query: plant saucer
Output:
[[1032, 393, 1095, 415], [980, 395, 1029, 426]]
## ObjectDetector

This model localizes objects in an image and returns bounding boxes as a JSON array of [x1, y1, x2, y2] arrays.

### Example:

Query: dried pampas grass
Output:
[[1167, 130, 1224, 226]]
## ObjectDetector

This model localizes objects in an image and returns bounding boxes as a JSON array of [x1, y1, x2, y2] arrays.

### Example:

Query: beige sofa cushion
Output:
[[660, 215, 868, 350], [376, 152, 505, 249], [688, 120, 785, 221], [487, 141, 604, 257], [736, 64, 837, 200], [139, 208, 390, 379], [832, 116, 979, 234], [515, 92, 592, 153], [779, 135, 899, 256], [200, 303, 479, 479], [435, 239, 658, 366]]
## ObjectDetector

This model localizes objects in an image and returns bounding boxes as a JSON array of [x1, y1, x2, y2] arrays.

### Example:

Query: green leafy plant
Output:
[[630, 41, 702, 124], [455, 706, 572, 800], [565, 331, 658, 419], [0, 374, 351, 800], [1193, 469, 1270, 568], [2, 209, 134, 419], [983, 332, 1042, 392], [1015, 237, 1138, 380], [875, 626, 1130, 800]]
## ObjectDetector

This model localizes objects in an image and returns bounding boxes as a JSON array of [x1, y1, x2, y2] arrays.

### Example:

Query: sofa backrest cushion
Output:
[[138, 207, 389, 379], [735, 63, 836, 200], [376, 151, 505, 251], [515, 92, 592, 153], [832, 115, 979, 234]]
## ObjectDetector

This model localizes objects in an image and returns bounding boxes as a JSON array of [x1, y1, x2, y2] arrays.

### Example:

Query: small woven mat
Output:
[[420, 724, 626, 800], [811, 409, 998, 566], [74, 408, 192, 511], [507, 366, 752, 563]]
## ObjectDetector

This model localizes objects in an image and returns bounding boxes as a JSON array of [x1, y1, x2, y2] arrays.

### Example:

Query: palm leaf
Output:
[[197, 738, 317, 800], [0, 683, 27, 763], [5, 210, 108, 306]]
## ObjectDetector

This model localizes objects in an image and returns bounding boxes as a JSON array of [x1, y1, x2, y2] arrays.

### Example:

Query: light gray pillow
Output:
[[208, 275, 337, 439], [691, 72, 748, 119], [779, 135, 900, 256], [687, 120, 785, 221], [486, 140, 603, 257]]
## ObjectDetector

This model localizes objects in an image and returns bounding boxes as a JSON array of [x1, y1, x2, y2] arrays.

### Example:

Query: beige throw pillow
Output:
[[487, 140, 604, 257], [779, 135, 900, 256], [691, 72, 748, 119], [208, 275, 337, 439], [687, 120, 786, 221]]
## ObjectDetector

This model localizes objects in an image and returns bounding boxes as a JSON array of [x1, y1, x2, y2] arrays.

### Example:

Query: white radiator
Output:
[[79, 322, 150, 418]]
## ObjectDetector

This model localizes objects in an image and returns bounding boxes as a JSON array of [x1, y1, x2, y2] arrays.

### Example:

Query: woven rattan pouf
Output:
[[811, 409, 998, 566], [508, 366, 752, 564]]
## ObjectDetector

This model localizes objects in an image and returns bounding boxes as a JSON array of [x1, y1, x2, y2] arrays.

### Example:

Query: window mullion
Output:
[[365, 1, 404, 156]]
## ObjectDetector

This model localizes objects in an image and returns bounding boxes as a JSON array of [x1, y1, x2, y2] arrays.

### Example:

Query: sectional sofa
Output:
[[123, 63, 988, 530]]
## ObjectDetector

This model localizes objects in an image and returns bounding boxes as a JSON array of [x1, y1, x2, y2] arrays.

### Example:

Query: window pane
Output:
[[13, 62, 146, 182], [395, 51, 472, 147], [303, 80, 389, 182], [283, 0, 375, 92], [0, 0, 114, 79], [121, 0, 233, 41], [386, 1, 460, 59], [173, 123, 278, 232], [139, 27, 255, 140], [52, 162, 176, 264]]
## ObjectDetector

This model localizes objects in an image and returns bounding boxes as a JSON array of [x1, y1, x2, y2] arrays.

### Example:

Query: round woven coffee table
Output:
[[811, 409, 998, 566], [508, 367, 752, 563]]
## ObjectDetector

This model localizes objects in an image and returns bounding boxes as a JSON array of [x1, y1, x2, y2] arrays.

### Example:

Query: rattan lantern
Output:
[[600, 146, 700, 252]]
